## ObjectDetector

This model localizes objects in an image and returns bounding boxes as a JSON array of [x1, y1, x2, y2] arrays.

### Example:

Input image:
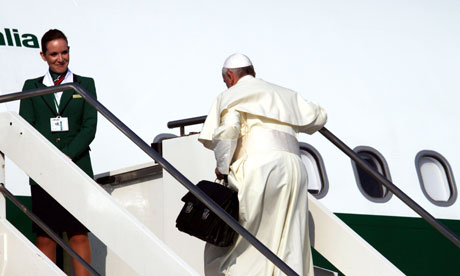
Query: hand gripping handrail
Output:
[[167, 116, 460, 249], [0, 83, 300, 276]]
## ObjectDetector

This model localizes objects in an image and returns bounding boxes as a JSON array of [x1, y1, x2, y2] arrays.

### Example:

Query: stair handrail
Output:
[[0, 183, 101, 276], [0, 83, 299, 276], [318, 127, 460, 248], [167, 115, 207, 136], [167, 116, 460, 249]]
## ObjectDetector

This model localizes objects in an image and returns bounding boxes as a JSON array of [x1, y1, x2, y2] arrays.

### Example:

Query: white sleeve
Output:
[[300, 103, 328, 134], [212, 110, 241, 175]]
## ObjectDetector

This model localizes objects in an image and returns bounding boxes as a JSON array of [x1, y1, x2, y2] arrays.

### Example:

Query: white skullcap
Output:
[[223, 53, 253, 69]]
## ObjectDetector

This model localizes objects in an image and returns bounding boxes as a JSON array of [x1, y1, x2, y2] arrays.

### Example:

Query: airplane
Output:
[[0, 0, 459, 275]]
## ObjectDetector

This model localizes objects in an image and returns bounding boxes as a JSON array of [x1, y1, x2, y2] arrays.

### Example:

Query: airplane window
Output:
[[299, 143, 329, 199], [415, 151, 457, 206], [352, 146, 392, 202]]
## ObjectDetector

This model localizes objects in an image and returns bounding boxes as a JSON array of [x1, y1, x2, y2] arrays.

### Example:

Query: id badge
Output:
[[50, 116, 69, 132]]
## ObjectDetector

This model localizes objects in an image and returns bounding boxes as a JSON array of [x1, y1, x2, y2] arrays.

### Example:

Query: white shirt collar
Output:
[[43, 69, 74, 111], [43, 69, 74, 87]]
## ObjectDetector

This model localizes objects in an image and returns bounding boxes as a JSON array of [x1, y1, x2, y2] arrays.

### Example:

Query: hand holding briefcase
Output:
[[176, 180, 239, 247]]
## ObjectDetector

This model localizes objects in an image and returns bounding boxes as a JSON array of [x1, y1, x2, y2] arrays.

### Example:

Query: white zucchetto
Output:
[[223, 53, 253, 69]]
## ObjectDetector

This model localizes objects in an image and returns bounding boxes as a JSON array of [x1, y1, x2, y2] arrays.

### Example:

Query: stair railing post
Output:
[[0, 152, 5, 218]]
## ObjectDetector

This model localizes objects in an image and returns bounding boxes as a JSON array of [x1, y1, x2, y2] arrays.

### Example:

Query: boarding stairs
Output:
[[0, 110, 401, 276], [0, 112, 198, 275], [2, 83, 455, 275]]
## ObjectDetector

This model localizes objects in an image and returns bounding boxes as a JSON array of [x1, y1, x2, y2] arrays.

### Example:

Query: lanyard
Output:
[[39, 72, 75, 117], [53, 94, 61, 115], [52, 74, 65, 114]]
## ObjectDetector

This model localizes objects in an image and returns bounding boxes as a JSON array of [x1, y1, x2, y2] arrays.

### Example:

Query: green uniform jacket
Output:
[[19, 74, 97, 185]]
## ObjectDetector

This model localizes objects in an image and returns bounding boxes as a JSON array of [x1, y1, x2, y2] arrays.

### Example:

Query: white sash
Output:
[[233, 127, 300, 161]]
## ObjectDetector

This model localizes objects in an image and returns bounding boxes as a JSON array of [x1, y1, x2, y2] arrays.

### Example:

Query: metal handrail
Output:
[[167, 116, 460, 249], [318, 127, 460, 248], [167, 117, 206, 129], [167, 115, 207, 136], [0, 183, 101, 276], [0, 84, 299, 276]]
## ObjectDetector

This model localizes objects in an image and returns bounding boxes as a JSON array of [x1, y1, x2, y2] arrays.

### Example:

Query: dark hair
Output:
[[227, 65, 256, 79], [41, 29, 68, 53]]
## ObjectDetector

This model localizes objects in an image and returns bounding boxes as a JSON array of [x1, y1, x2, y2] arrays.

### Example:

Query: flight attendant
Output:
[[19, 29, 97, 276]]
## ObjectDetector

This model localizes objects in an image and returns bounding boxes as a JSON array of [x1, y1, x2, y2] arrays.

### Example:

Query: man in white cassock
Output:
[[198, 53, 327, 276]]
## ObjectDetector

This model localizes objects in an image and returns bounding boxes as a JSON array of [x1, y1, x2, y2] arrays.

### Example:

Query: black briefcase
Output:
[[176, 180, 239, 247]]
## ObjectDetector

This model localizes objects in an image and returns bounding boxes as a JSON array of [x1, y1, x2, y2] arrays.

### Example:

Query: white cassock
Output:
[[198, 75, 327, 276]]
